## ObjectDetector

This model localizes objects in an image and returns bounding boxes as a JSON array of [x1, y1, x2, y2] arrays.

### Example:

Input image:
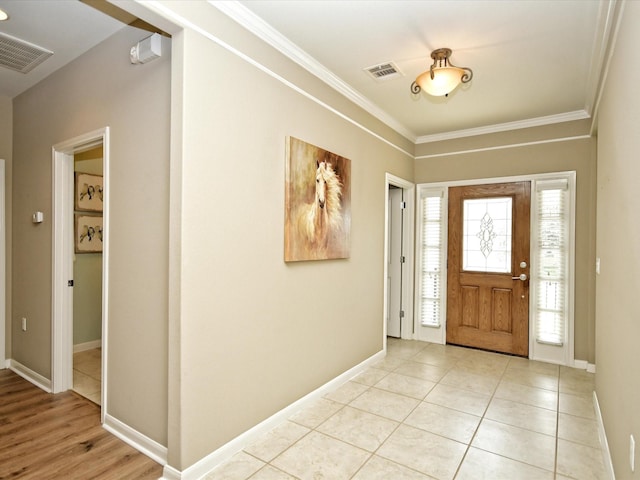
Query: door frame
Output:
[[383, 174, 415, 345], [415, 172, 576, 365], [52, 128, 109, 421], [0, 160, 5, 367]]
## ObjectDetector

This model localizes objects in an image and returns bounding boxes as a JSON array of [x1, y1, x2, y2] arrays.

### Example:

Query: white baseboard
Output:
[[8, 358, 52, 393], [103, 413, 167, 466], [73, 339, 102, 353], [573, 359, 596, 373], [161, 350, 386, 480], [593, 391, 616, 480]]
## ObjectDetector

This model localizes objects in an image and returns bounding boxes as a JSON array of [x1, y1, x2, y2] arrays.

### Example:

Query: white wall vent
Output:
[[0, 32, 53, 74], [364, 62, 403, 82]]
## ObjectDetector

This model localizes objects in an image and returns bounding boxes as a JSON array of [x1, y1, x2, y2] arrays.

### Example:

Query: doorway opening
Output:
[[71, 146, 104, 403], [52, 128, 109, 420], [383, 174, 414, 346]]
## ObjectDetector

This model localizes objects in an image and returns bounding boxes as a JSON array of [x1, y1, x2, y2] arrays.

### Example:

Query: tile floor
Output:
[[206, 338, 607, 480], [73, 347, 102, 405]]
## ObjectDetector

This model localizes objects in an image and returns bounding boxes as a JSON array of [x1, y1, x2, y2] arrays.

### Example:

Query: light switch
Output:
[[32, 211, 43, 223]]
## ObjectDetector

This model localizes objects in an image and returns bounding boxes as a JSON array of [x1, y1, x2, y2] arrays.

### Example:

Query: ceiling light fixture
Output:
[[0, 8, 9, 21], [411, 48, 473, 97]]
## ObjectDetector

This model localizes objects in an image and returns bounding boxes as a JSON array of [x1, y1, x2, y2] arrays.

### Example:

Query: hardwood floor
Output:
[[0, 369, 163, 479]]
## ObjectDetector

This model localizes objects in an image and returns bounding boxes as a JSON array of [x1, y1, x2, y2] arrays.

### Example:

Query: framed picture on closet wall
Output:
[[75, 172, 103, 212], [75, 214, 103, 253]]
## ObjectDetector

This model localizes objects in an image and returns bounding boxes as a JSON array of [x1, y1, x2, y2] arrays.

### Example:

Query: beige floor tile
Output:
[[349, 387, 420, 422], [74, 356, 102, 379], [426, 343, 470, 359], [455, 350, 509, 376], [411, 349, 460, 369], [387, 339, 428, 359], [558, 413, 601, 448], [425, 383, 491, 417], [324, 381, 369, 404], [271, 431, 369, 480], [556, 438, 608, 480], [404, 402, 480, 444], [502, 369, 559, 392], [453, 359, 507, 378], [244, 421, 309, 462], [317, 405, 398, 451], [73, 370, 100, 396], [289, 398, 343, 429], [373, 355, 407, 372], [507, 356, 560, 376], [559, 392, 596, 419], [456, 447, 554, 480], [494, 380, 558, 411], [374, 372, 436, 399], [352, 367, 389, 386], [205, 451, 265, 480], [351, 455, 436, 480], [393, 361, 448, 383], [559, 367, 596, 396], [84, 391, 102, 405], [249, 465, 296, 480], [471, 419, 556, 472], [485, 397, 557, 436], [377, 425, 466, 480], [439, 368, 500, 396]]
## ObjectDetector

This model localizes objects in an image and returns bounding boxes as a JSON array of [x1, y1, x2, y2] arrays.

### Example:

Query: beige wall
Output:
[[415, 135, 597, 363], [12, 26, 171, 445], [595, 2, 640, 478], [0, 95, 11, 359], [163, 3, 413, 469]]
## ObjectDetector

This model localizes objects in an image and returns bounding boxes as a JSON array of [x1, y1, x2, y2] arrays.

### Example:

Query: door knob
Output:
[[512, 273, 527, 281]]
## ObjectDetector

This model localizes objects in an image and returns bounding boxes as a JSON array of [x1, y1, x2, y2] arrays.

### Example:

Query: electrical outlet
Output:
[[21, 317, 27, 332], [631, 434, 636, 472]]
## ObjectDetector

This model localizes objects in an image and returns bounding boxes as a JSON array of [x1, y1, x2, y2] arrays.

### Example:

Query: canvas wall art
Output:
[[75, 214, 103, 253], [285, 137, 351, 262], [75, 172, 103, 212]]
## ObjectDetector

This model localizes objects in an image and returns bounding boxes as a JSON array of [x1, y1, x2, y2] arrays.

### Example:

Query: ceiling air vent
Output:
[[0, 32, 53, 74], [364, 62, 403, 82]]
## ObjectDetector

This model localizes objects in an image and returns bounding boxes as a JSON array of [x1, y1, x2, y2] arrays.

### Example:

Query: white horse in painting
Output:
[[295, 159, 343, 257]]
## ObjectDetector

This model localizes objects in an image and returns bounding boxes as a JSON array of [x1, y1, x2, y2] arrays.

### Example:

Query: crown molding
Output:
[[415, 110, 591, 145], [584, 0, 619, 119], [209, 0, 417, 143]]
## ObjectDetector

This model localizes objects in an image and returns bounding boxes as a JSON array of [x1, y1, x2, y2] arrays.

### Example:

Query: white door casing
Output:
[[0, 160, 5, 367], [383, 174, 415, 344], [52, 128, 109, 422]]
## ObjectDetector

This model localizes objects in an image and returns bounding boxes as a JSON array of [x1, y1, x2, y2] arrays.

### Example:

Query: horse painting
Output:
[[285, 138, 351, 261]]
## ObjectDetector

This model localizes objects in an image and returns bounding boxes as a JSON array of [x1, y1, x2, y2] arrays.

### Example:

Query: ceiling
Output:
[[0, 1, 612, 143], [229, 0, 611, 142], [0, 0, 128, 99]]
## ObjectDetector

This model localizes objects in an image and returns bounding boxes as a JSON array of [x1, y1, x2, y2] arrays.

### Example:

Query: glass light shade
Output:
[[416, 66, 465, 96], [0, 8, 8, 21]]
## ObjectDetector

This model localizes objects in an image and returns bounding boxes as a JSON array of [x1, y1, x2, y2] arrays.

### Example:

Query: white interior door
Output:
[[387, 187, 403, 338]]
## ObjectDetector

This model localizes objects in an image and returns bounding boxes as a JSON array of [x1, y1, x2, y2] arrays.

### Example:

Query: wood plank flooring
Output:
[[0, 368, 163, 479]]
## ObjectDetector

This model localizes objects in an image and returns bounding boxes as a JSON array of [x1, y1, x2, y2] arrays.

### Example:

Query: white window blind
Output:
[[419, 189, 445, 327], [534, 179, 569, 345]]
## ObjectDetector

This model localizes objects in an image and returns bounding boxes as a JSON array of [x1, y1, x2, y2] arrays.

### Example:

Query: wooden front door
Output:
[[446, 182, 530, 356]]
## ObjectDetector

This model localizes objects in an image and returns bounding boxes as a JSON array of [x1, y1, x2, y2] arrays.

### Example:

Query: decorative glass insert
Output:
[[463, 197, 512, 273]]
